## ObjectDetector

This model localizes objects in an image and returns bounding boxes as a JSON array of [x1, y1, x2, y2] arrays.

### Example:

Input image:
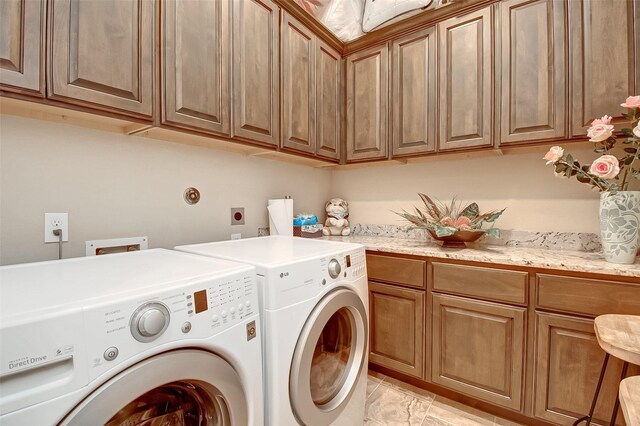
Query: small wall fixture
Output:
[[184, 187, 201, 205]]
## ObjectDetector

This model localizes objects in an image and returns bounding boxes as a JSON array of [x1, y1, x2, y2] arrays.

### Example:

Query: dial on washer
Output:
[[130, 302, 170, 343]]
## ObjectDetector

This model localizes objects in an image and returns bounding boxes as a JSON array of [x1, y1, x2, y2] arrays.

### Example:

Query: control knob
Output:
[[328, 259, 341, 279], [130, 302, 170, 342]]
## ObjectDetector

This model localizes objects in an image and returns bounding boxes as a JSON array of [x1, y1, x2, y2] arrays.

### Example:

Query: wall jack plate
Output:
[[45, 213, 68, 243], [231, 207, 245, 225]]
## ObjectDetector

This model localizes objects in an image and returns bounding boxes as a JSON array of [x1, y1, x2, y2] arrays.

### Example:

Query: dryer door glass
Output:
[[105, 380, 228, 425], [290, 288, 368, 425], [310, 307, 353, 405]]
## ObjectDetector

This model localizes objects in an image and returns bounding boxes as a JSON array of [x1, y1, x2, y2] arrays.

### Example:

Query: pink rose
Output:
[[591, 115, 612, 125], [454, 216, 471, 227], [587, 123, 614, 142], [543, 146, 564, 164], [621, 95, 640, 108], [633, 122, 640, 138], [589, 155, 620, 179]]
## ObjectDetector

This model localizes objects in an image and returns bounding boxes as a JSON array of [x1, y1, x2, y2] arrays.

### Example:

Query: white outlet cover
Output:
[[231, 233, 242, 240], [44, 213, 69, 243]]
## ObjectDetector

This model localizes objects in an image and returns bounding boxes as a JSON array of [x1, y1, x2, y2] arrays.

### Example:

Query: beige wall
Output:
[[0, 116, 332, 265], [331, 145, 628, 234]]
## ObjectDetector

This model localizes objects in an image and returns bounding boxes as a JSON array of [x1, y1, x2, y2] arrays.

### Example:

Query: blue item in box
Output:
[[293, 214, 318, 226]]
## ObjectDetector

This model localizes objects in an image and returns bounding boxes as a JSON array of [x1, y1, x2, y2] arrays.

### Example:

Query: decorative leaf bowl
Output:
[[427, 229, 486, 248]]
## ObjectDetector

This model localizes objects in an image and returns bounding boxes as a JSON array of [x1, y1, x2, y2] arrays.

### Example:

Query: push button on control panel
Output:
[[104, 347, 119, 361], [181, 322, 192, 334]]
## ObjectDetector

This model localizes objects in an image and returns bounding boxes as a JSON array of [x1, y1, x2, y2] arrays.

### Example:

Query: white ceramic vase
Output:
[[599, 191, 640, 264]]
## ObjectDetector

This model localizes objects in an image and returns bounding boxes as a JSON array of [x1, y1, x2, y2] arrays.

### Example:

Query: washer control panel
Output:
[[83, 269, 259, 381]]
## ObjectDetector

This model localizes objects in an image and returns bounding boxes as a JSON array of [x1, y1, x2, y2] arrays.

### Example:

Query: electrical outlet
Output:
[[231, 207, 245, 225], [231, 233, 241, 240], [45, 213, 69, 243]]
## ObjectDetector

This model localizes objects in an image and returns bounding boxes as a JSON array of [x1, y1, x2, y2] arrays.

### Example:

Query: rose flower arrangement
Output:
[[543, 96, 640, 191]]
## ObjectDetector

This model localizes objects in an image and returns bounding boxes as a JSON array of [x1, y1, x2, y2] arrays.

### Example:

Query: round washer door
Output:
[[60, 349, 247, 426], [290, 288, 368, 426]]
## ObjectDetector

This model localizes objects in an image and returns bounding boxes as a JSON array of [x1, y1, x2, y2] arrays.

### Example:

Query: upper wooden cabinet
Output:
[[232, 0, 280, 146], [162, 0, 230, 135], [346, 44, 389, 162], [48, 0, 155, 118], [569, 0, 640, 136], [315, 40, 342, 160], [0, 0, 45, 95], [281, 13, 316, 155], [391, 27, 437, 157], [438, 7, 494, 151], [498, 0, 567, 145]]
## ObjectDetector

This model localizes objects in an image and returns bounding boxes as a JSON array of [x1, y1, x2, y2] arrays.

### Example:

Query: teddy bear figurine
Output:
[[322, 198, 351, 236]]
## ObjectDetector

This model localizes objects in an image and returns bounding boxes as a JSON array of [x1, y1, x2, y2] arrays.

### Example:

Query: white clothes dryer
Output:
[[176, 236, 369, 426], [0, 249, 263, 426]]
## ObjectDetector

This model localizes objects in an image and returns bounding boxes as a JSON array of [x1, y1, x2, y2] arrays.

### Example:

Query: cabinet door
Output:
[[432, 294, 525, 411], [533, 312, 637, 425], [281, 12, 315, 154], [569, 0, 640, 136], [162, 0, 230, 135], [498, 0, 566, 144], [391, 27, 437, 157], [232, 0, 280, 146], [438, 7, 494, 151], [346, 44, 389, 162], [48, 0, 154, 117], [0, 0, 45, 95], [315, 40, 341, 161], [369, 282, 424, 378]]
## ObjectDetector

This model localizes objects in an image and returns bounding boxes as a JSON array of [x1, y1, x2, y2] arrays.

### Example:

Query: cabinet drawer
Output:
[[366, 254, 425, 288], [537, 274, 640, 317], [432, 262, 528, 305]]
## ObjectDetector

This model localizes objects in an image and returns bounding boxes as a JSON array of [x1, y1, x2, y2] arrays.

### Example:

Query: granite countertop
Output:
[[323, 235, 640, 278]]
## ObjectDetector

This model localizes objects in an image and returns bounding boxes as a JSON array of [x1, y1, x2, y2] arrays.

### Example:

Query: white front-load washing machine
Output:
[[176, 236, 369, 426], [0, 249, 263, 426]]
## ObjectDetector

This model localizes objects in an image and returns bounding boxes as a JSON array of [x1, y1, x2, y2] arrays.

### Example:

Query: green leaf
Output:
[[483, 208, 506, 223], [555, 163, 569, 173], [460, 202, 479, 219], [485, 228, 501, 239], [635, 174, 640, 181], [594, 147, 606, 153], [576, 172, 591, 183], [624, 147, 638, 153], [621, 128, 634, 136], [433, 224, 458, 237], [566, 154, 574, 166], [623, 156, 635, 165]]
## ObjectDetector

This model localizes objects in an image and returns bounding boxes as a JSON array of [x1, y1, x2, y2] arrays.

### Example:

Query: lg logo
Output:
[[279, 272, 289, 278]]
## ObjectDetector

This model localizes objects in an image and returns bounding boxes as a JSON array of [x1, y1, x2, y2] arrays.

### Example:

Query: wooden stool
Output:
[[620, 376, 640, 426], [573, 314, 640, 426]]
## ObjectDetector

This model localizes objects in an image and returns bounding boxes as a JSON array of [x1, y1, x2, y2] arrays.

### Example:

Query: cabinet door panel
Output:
[[438, 7, 493, 151], [570, 0, 640, 136], [49, 0, 154, 117], [369, 281, 424, 378], [346, 44, 388, 161], [163, 0, 230, 134], [392, 27, 437, 156], [316, 41, 341, 160], [499, 0, 566, 144], [232, 0, 280, 145], [0, 0, 45, 95], [432, 294, 525, 410], [533, 312, 637, 425], [281, 13, 315, 154]]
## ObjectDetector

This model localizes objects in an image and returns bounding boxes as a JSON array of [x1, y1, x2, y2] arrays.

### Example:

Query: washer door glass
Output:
[[60, 350, 247, 426], [310, 307, 353, 406], [105, 380, 228, 426], [290, 288, 368, 425]]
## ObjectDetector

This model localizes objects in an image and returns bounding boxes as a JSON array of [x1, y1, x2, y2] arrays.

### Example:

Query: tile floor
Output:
[[365, 372, 523, 426]]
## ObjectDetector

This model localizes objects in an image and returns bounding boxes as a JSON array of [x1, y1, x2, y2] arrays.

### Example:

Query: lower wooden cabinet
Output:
[[368, 281, 425, 378], [533, 312, 636, 426], [431, 293, 526, 411]]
